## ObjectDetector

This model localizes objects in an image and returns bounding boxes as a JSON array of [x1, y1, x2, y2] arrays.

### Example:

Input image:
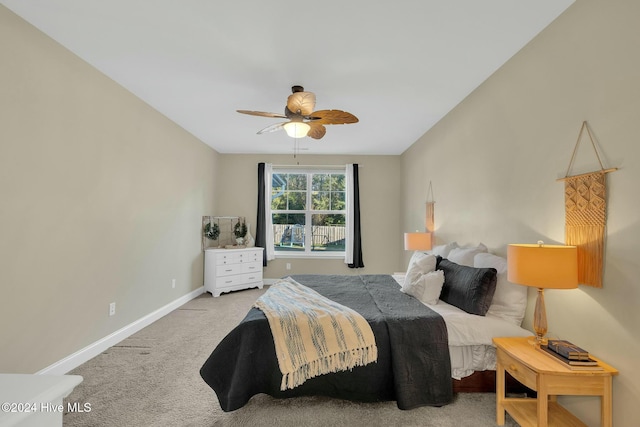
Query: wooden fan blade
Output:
[[287, 92, 316, 116], [257, 122, 287, 134], [237, 110, 287, 118], [307, 122, 327, 139], [308, 109, 359, 125]]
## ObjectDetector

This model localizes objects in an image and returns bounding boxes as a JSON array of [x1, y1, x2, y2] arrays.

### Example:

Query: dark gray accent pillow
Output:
[[438, 258, 498, 316]]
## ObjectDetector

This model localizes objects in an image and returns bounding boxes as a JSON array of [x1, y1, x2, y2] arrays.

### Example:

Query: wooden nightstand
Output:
[[493, 337, 618, 427]]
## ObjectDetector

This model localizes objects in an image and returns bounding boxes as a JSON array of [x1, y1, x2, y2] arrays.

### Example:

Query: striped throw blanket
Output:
[[253, 277, 378, 391]]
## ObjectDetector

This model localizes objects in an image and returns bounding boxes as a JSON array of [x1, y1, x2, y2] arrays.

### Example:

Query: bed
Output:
[[200, 244, 533, 411]]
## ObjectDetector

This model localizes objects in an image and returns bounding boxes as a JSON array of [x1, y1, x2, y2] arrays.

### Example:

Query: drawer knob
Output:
[[509, 364, 518, 371]]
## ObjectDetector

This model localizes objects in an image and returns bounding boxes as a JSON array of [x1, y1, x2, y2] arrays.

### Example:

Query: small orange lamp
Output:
[[507, 241, 578, 345], [404, 232, 433, 251]]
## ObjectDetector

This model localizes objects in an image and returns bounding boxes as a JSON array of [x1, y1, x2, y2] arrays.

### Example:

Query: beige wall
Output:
[[215, 154, 402, 279], [401, 0, 639, 424], [0, 7, 219, 373]]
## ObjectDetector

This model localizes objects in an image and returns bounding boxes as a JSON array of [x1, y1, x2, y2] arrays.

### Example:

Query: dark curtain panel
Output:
[[256, 163, 268, 266], [348, 164, 364, 268]]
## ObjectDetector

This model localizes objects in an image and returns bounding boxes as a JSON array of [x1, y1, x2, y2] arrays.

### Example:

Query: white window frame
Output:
[[272, 166, 347, 259]]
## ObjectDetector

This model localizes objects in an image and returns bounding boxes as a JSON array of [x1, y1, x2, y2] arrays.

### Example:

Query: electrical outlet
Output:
[[286, 263, 291, 270], [172, 279, 176, 289], [109, 302, 116, 316]]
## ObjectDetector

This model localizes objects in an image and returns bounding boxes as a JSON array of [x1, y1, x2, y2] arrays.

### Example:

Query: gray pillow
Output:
[[438, 259, 498, 316]]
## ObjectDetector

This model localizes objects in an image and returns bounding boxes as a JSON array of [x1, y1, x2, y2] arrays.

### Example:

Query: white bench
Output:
[[0, 374, 83, 427]]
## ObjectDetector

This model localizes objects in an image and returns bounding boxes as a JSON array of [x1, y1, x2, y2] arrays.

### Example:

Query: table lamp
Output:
[[404, 232, 433, 251], [507, 241, 578, 345]]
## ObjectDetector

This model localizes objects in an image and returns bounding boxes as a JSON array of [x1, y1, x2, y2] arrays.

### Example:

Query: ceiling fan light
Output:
[[283, 122, 310, 138]]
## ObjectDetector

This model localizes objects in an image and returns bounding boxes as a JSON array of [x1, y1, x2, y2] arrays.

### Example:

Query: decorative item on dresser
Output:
[[204, 247, 264, 297], [203, 222, 220, 241], [244, 223, 255, 247], [202, 216, 247, 249], [233, 220, 248, 246]]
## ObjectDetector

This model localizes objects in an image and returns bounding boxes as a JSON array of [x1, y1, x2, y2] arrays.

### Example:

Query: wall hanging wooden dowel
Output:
[[426, 181, 435, 232], [560, 121, 617, 288]]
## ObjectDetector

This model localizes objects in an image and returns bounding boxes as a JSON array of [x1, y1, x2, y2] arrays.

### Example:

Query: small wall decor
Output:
[[426, 181, 435, 232], [558, 121, 617, 288], [202, 216, 246, 249]]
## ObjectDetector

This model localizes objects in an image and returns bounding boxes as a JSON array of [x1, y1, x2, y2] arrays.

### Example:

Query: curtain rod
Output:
[[260, 164, 362, 169]]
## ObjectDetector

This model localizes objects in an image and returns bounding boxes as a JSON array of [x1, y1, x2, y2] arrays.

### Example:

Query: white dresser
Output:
[[204, 247, 264, 297]]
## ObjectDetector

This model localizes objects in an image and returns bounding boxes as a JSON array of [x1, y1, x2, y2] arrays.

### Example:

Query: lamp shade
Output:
[[507, 243, 578, 289], [283, 122, 310, 138], [404, 232, 432, 251]]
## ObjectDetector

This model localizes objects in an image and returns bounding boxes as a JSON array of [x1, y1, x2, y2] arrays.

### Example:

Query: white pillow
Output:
[[403, 270, 445, 305], [403, 252, 437, 293], [418, 270, 445, 305], [474, 252, 527, 326], [429, 242, 459, 258], [447, 243, 488, 267]]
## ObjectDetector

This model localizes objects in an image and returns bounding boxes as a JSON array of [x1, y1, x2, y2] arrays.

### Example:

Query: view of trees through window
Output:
[[271, 171, 346, 253]]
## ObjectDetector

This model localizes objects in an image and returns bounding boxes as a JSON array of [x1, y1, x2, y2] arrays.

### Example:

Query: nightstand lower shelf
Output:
[[503, 399, 587, 427]]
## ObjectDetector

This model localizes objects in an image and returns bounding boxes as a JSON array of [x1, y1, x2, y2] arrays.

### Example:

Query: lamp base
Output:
[[531, 287, 549, 346], [527, 335, 548, 347]]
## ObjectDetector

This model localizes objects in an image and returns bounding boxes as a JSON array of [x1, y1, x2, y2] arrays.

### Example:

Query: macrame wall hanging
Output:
[[558, 121, 617, 288], [426, 181, 435, 232]]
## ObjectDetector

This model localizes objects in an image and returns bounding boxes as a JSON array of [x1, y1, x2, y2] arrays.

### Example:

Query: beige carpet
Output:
[[63, 287, 519, 426]]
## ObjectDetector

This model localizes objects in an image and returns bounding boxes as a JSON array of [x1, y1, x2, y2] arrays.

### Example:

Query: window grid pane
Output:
[[273, 170, 346, 255]]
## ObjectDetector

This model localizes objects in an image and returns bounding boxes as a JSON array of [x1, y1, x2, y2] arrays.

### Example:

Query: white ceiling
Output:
[[2, 0, 574, 155]]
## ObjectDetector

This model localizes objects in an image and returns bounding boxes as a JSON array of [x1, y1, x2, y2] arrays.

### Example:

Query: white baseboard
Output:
[[37, 286, 205, 375]]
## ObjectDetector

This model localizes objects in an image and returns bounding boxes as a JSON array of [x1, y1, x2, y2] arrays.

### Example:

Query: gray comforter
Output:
[[200, 274, 452, 411]]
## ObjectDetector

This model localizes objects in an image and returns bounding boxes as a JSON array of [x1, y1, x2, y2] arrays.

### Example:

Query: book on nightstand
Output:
[[539, 345, 603, 371], [547, 339, 590, 360]]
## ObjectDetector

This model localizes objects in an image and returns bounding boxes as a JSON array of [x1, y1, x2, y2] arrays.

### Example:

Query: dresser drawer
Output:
[[216, 253, 242, 265], [216, 274, 242, 289], [243, 250, 262, 262], [216, 251, 261, 265], [239, 271, 262, 285], [242, 261, 262, 274], [216, 272, 262, 290], [215, 263, 243, 277]]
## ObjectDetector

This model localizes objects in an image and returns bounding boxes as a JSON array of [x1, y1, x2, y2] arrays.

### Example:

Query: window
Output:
[[271, 168, 346, 257]]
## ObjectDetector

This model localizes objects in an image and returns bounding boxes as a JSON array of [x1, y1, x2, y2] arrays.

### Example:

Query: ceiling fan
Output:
[[237, 85, 358, 139]]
